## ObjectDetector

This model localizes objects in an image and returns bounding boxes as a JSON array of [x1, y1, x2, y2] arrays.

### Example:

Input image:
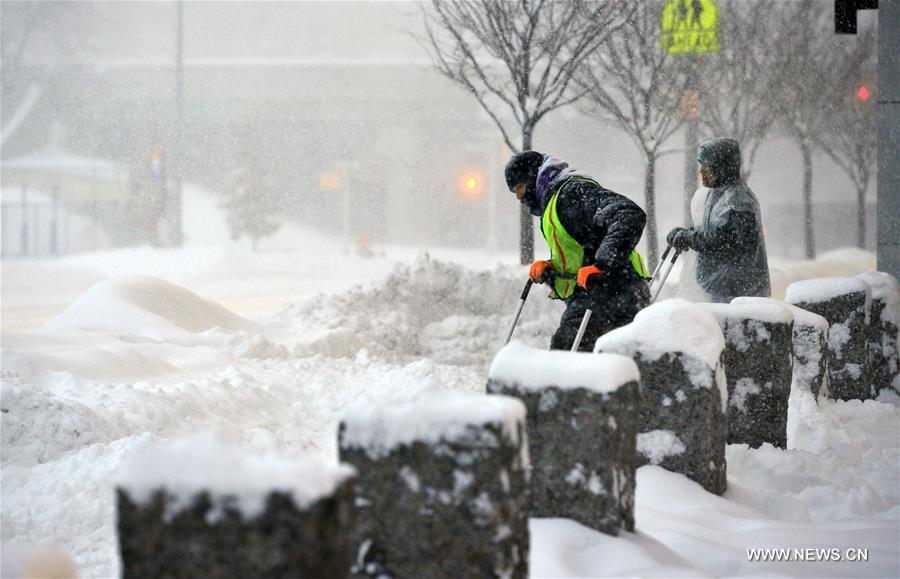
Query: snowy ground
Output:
[[1, 185, 897, 577]]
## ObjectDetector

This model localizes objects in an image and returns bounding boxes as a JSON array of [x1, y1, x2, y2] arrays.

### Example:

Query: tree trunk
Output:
[[857, 181, 867, 249], [800, 140, 815, 259], [519, 128, 535, 265], [644, 155, 659, 270]]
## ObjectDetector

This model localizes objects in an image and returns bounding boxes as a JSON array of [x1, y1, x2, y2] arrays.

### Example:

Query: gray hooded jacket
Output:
[[687, 138, 771, 301]]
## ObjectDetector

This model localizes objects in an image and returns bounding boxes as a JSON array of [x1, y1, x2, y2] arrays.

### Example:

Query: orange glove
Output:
[[577, 265, 604, 288], [529, 260, 553, 282]]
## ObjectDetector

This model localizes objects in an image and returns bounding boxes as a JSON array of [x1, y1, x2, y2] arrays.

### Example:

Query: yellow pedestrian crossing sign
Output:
[[661, 0, 720, 55]]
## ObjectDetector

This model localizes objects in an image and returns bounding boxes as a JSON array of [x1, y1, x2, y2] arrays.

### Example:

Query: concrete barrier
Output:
[[733, 296, 829, 402], [705, 302, 794, 448], [487, 341, 640, 535], [786, 277, 871, 401], [339, 389, 529, 578], [857, 271, 900, 398], [116, 436, 356, 578], [594, 299, 728, 495]]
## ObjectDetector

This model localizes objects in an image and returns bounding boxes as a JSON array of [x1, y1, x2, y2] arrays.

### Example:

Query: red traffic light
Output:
[[856, 84, 870, 101]]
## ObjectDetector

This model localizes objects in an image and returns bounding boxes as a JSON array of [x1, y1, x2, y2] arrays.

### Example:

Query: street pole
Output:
[[877, 0, 900, 278], [682, 94, 699, 226], [171, 0, 185, 246], [20, 185, 28, 257], [51, 186, 59, 256]]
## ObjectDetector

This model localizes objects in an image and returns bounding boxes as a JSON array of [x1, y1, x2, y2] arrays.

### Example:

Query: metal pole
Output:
[[504, 279, 533, 345], [171, 0, 185, 246], [571, 309, 593, 352], [651, 249, 682, 303], [50, 186, 59, 256], [877, 0, 900, 278], [20, 185, 28, 257], [683, 116, 698, 225]]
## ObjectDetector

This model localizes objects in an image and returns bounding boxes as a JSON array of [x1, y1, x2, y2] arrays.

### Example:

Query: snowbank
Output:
[[2, 248, 898, 578], [42, 275, 258, 339], [273, 254, 563, 367]]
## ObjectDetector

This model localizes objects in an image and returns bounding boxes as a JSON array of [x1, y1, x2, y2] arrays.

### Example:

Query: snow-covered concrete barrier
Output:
[[594, 299, 728, 495], [857, 272, 900, 397], [786, 277, 872, 401], [486, 342, 640, 536], [116, 436, 355, 577], [734, 297, 830, 401], [338, 389, 529, 578], [705, 303, 794, 448]]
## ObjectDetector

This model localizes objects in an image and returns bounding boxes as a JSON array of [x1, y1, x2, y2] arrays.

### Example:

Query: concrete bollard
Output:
[[705, 303, 794, 448], [857, 271, 900, 398], [594, 299, 728, 495], [786, 277, 872, 401], [116, 436, 356, 578], [733, 297, 830, 402], [339, 389, 529, 579], [486, 341, 640, 536]]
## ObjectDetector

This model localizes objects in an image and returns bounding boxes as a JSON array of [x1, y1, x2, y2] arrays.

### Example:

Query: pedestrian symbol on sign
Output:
[[661, 0, 720, 55]]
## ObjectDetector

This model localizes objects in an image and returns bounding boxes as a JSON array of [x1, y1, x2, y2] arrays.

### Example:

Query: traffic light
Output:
[[458, 170, 485, 198], [856, 84, 871, 101], [834, 0, 878, 34]]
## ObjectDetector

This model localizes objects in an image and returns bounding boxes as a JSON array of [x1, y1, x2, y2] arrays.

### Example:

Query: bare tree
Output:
[[700, 0, 780, 180], [420, 0, 628, 264], [576, 0, 694, 268], [816, 30, 876, 249], [1, 2, 96, 148], [770, 0, 841, 259], [223, 144, 281, 253]]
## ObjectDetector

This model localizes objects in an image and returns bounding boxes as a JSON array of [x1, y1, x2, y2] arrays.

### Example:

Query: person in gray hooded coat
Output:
[[667, 138, 771, 302]]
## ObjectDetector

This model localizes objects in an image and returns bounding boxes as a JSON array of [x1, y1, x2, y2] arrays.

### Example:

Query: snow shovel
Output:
[[504, 278, 534, 345], [649, 247, 682, 303], [540, 270, 592, 353], [570, 308, 593, 352], [536, 271, 593, 352], [504, 270, 577, 345], [648, 243, 672, 284]]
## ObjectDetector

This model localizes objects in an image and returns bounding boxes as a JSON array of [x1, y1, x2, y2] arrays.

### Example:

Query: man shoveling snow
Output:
[[505, 151, 650, 352]]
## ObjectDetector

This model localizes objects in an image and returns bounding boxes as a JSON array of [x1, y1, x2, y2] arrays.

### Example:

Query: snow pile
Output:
[[340, 387, 526, 459], [273, 254, 563, 366], [732, 396, 899, 524], [2, 243, 899, 577], [42, 275, 259, 340], [769, 248, 877, 299], [0, 380, 115, 466], [116, 434, 355, 519], [489, 341, 639, 394]]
